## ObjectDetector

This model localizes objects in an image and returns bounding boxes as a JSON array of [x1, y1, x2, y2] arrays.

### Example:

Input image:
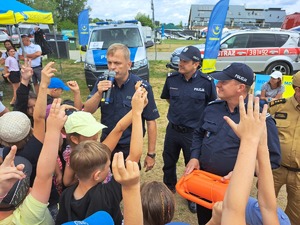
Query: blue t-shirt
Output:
[[261, 82, 285, 98]]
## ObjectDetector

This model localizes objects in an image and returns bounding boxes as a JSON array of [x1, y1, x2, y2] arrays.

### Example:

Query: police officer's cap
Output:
[[178, 46, 201, 62], [211, 63, 254, 86]]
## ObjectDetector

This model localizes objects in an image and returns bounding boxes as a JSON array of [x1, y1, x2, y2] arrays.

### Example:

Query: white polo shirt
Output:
[[18, 43, 42, 67]]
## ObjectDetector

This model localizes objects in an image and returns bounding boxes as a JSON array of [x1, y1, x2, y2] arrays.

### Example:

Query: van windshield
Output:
[[89, 28, 143, 49]]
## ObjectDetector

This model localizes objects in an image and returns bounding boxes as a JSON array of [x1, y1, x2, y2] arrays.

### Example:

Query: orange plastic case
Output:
[[176, 170, 229, 209]]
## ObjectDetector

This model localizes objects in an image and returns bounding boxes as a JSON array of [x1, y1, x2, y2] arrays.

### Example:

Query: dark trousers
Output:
[[111, 144, 141, 169], [111, 144, 130, 160], [197, 204, 212, 225], [162, 123, 193, 190]]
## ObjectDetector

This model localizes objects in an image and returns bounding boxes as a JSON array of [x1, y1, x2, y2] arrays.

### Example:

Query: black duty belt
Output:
[[282, 165, 300, 172], [171, 123, 194, 133]]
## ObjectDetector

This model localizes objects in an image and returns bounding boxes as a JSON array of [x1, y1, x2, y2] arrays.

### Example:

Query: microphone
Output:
[[100, 71, 109, 103], [104, 71, 116, 104]]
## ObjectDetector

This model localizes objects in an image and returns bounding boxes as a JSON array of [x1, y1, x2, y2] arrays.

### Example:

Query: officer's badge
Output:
[[274, 112, 288, 119]]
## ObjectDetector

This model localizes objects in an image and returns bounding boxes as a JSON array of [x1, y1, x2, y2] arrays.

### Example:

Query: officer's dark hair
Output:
[[193, 60, 202, 70]]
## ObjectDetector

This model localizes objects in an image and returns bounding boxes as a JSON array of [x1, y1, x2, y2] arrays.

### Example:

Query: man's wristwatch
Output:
[[147, 153, 156, 159]]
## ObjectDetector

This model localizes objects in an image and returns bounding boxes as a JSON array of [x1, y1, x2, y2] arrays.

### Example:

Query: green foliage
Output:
[[135, 12, 154, 29], [57, 19, 77, 31], [16, 0, 58, 20], [54, 0, 87, 25], [90, 18, 103, 23], [177, 21, 183, 28]]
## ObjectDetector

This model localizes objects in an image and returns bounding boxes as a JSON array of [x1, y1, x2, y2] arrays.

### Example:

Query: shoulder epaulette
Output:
[[208, 99, 225, 105], [167, 71, 180, 78], [200, 72, 213, 81], [269, 98, 286, 107]]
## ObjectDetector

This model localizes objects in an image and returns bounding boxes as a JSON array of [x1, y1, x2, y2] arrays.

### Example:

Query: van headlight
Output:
[[131, 59, 148, 70], [84, 51, 96, 71], [84, 63, 97, 72]]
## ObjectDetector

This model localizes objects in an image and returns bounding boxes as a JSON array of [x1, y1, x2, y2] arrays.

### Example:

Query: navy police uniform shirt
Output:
[[89, 73, 159, 145], [190, 97, 281, 176], [160, 70, 217, 129]]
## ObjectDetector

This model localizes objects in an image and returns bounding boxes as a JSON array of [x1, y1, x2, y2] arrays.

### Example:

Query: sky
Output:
[[87, 0, 300, 25]]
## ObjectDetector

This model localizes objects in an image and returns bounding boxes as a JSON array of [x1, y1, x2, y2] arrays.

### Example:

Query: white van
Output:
[[82, 20, 154, 90]]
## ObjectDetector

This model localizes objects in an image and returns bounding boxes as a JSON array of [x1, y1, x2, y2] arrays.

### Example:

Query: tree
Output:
[[177, 21, 183, 28], [55, 0, 87, 25], [19, 0, 58, 18], [135, 12, 154, 29], [90, 18, 104, 23]]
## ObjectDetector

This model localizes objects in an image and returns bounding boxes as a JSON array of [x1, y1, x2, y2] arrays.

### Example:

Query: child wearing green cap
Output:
[[56, 87, 146, 225]]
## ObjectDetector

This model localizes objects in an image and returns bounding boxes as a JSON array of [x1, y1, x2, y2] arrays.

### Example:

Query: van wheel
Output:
[[265, 62, 291, 75]]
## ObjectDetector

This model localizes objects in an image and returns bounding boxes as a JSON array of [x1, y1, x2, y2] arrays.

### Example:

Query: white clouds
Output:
[[87, 0, 300, 25]]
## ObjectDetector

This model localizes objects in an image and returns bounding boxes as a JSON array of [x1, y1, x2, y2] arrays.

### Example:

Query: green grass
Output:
[[148, 39, 205, 52]]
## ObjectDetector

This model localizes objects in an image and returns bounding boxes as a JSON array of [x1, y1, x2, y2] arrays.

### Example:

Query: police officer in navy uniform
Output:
[[184, 63, 281, 224], [84, 43, 159, 172], [161, 46, 217, 213]]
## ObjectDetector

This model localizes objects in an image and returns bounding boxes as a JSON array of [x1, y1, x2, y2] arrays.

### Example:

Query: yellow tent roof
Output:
[[0, 0, 54, 25]]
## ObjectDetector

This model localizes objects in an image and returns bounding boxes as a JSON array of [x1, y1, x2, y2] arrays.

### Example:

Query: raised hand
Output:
[[112, 152, 140, 187], [132, 87, 148, 114], [0, 146, 26, 200], [46, 98, 67, 133], [67, 80, 80, 93], [41, 61, 57, 85], [134, 81, 142, 91], [223, 94, 267, 143], [20, 58, 33, 81]]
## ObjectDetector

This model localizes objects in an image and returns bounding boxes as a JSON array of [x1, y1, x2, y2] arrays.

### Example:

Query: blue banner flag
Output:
[[202, 0, 229, 73], [161, 24, 165, 38], [78, 9, 89, 46]]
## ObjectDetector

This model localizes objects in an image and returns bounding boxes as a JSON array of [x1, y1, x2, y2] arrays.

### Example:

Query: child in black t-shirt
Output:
[[56, 87, 147, 225]]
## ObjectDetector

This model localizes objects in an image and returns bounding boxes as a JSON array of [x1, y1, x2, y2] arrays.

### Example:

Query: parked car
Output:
[[0, 30, 10, 43], [176, 32, 195, 40], [167, 30, 300, 75], [240, 25, 260, 30], [162, 32, 178, 39], [289, 25, 300, 33]]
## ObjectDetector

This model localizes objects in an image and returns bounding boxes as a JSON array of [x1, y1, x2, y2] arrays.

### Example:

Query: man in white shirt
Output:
[[18, 35, 42, 94]]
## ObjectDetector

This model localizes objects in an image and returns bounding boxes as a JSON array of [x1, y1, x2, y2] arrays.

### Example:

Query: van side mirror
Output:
[[81, 45, 87, 52], [220, 44, 228, 50], [145, 41, 154, 48]]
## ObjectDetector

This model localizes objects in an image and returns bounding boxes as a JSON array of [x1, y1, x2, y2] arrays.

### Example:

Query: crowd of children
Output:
[[0, 42, 296, 225]]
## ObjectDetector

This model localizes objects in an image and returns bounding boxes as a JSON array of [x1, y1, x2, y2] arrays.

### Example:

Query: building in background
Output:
[[188, 4, 286, 29]]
